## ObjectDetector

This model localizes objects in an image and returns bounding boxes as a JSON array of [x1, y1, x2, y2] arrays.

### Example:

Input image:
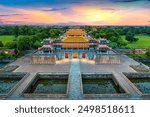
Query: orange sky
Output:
[[0, 4, 150, 25]]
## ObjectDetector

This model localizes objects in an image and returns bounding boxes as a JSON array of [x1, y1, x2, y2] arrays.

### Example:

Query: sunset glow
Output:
[[0, 0, 150, 25]]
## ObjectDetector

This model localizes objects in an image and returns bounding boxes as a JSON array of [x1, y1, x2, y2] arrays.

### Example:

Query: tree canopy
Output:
[[0, 25, 150, 50], [125, 31, 139, 42], [0, 41, 3, 47]]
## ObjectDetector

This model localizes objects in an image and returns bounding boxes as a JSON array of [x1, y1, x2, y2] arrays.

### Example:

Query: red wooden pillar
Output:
[[82, 53, 86, 58], [65, 53, 68, 58]]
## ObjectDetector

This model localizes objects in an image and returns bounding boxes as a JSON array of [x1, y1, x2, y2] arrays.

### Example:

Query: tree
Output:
[[5, 41, 17, 49], [33, 40, 41, 49], [110, 36, 119, 42], [109, 42, 118, 48], [29, 35, 40, 47], [117, 38, 127, 47], [49, 29, 61, 38], [0, 41, 3, 47], [17, 36, 32, 51], [125, 31, 139, 42], [146, 50, 150, 56], [0, 52, 13, 59], [13, 26, 20, 37]]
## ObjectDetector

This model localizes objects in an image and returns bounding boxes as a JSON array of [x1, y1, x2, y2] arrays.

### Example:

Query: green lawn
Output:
[[121, 35, 150, 49], [0, 35, 15, 45]]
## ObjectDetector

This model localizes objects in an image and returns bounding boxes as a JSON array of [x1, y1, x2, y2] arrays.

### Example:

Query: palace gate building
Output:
[[31, 29, 120, 64]]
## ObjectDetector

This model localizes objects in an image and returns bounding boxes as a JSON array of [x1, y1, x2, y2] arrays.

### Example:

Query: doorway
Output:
[[82, 52, 86, 58], [64, 52, 68, 58], [72, 53, 78, 58]]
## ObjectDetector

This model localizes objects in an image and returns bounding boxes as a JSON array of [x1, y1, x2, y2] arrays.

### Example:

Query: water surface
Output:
[[130, 78, 150, 94], [83, 79, 123, 94], [30, 79, 67, 94], [0, 78, 19, 94]]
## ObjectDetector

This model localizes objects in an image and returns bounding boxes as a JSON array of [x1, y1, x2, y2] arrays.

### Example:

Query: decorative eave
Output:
[[38, 44, 54, 51], [96, 44, 112, 50]]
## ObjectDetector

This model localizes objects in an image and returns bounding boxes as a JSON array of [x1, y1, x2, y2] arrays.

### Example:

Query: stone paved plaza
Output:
[[1, 54, 150, 100]]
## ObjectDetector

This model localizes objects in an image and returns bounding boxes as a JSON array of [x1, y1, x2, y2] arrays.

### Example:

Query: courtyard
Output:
[[0, 52, 149, 100]]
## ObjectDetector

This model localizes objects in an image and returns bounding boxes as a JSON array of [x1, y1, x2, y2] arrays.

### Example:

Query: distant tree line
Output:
[[0, 25, 150, 50], [84, 26, 150, 48], [0, 25, 66, 51], [0, 25, 67, 37]]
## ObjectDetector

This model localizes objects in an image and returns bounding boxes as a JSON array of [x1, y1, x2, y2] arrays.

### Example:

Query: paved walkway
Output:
[[113, 72, 141, 96], [68, 59, 82, 99], [8, 73, 36, 99]]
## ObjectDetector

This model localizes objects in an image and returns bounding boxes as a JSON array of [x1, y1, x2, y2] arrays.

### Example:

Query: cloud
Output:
[[70, 1, 82, 4], [100, 7, 116, 11], [0, 14, 22, 17], [111, 0, 142, 2], [41, 8, 67, 12], [0, 3, 149, 25]]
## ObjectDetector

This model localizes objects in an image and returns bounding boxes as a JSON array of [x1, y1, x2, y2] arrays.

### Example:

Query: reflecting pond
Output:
[[130, 78, 150, 94], [0, 78, 19, 94], [0, 63, 8, 69], [30, 79, 67, 94], [83, 78, 123, 94], [142, 62, 150, 68]]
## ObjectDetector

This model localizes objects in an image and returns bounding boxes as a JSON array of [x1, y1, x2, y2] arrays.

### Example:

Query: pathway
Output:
[[68, 59, 82, 99], [8, 73, 36, 99]]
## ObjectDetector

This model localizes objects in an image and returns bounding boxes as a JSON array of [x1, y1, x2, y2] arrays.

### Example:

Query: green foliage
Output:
[[49, 29, 61, 38], [0, 41, 3, 47], [5, 41, 17, 49], [146, 50, 150, 57], [33, 40, 41, 49], [122, 35, 150, 49], [117, 38, 127, 47], [0, 26, 150, 51], [17, 36, 32, 51], [109, 42, 118, 48], [0, 25, 150, 36], [90, 27, 124, 48], [125, 31, 139, 42], [0, 52, 13, 58], [0, 35, 15, 45]]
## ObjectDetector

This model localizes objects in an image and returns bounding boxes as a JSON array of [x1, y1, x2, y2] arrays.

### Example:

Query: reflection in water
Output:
[[0, 63, 8, 69], [142, 62, 150, 68], [83, 78, 124, 94], [30, 79, 67, 94], [130, 78, 150, 94], [0, 79, 19, 94]]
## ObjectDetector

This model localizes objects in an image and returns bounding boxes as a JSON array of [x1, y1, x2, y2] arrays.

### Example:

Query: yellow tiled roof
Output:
[[61, 36, 89, 42], [66, 29, 86, 36]]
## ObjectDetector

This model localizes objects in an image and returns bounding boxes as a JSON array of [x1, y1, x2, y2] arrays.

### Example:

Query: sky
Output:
[[0, 0, 150, 25]]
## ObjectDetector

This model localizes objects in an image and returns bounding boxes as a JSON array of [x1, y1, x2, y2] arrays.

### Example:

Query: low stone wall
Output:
[[123, 72, 150, 78], [38, 72, 68, 79], [0, 72, 27, 78], [130, 64, 150, 72], [116, 49, 147, 55], [95, 55, 120, 64], [31, 55, 56, 64], [82, 72, 114, 79], [0, 65, 19, 72]]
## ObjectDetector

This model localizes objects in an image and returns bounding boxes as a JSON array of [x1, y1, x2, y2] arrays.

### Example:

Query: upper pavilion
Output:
[[61, 29, 89, 48]]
